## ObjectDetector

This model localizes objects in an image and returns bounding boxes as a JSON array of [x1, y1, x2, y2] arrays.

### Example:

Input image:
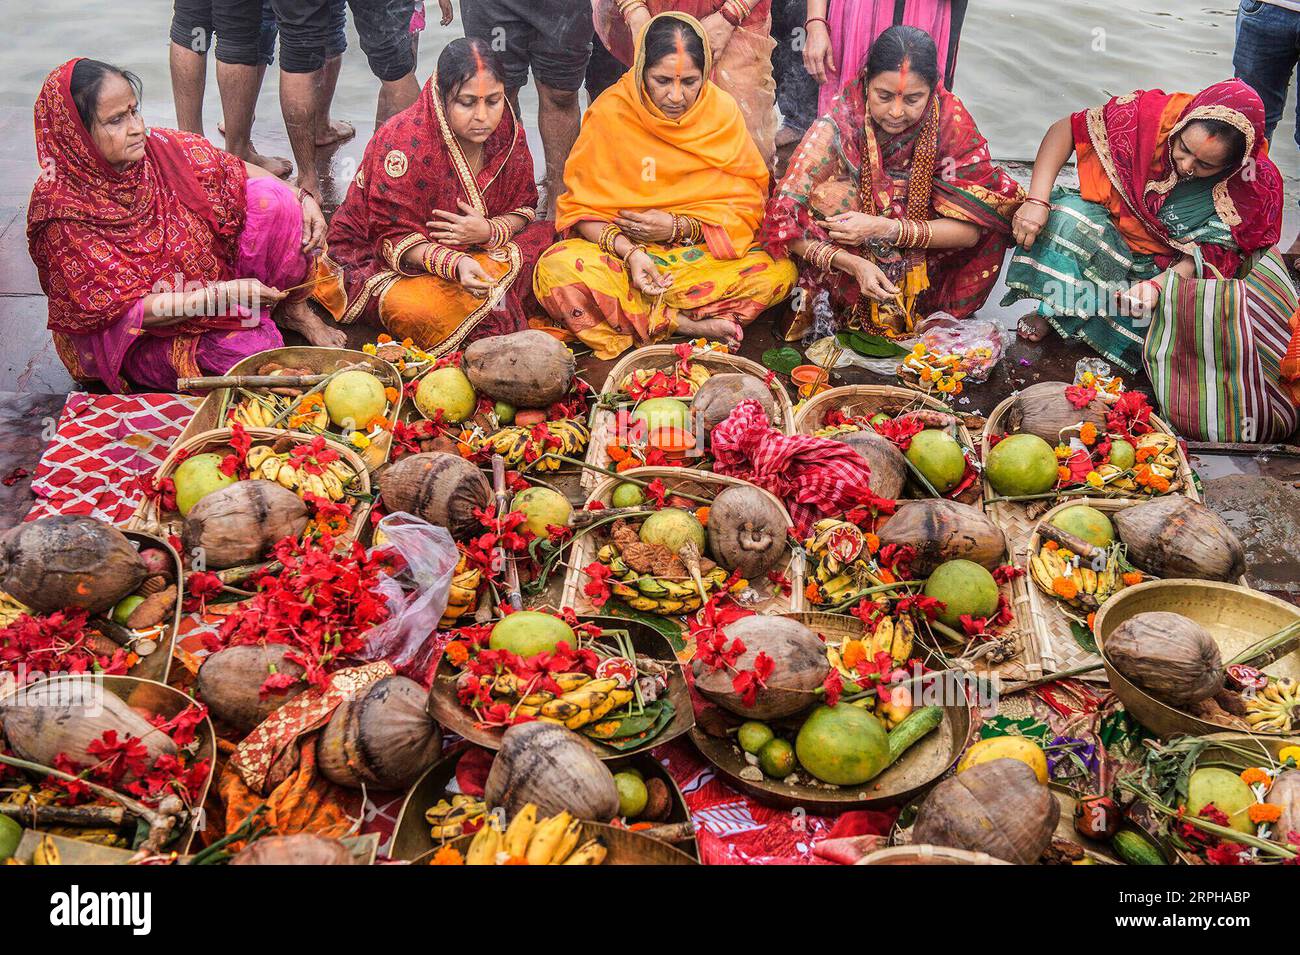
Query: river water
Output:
[[0, 0, 1295, 182]]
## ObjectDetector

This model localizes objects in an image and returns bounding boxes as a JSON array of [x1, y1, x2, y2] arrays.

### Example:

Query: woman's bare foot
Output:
[[316, 118, 356, 147], [1017, 312, 1050, 343], [279, 300, 348, 348], [677, 315, 744, 348]]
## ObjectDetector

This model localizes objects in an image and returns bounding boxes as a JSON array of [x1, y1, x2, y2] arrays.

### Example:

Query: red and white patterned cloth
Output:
[[710, 400, 875, 536]]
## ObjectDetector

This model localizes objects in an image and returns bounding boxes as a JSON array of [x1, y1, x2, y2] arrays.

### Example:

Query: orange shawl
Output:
[[556, 12, 768, 260]]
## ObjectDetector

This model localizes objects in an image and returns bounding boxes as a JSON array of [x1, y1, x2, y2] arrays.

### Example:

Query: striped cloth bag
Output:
[[1143, 249, 1300, 443]]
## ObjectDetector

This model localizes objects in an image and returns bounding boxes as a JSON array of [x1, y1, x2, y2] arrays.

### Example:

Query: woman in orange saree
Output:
[[534, 12, 796, 360], [314, 39, 554, 356]]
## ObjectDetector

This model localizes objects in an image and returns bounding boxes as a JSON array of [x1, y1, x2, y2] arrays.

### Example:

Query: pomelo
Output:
[[1109, 439, 1136, 469], [923, 559, 1000, 627], [795, 705, 890, 785], [414, 367, 476, 423], [611, 482, 645, 508], [174, 452, 239, 517], [488, 610, 576, 658], [639, 508, 705, 554], [985, 432, 1058, 496], [1185, 767, 1256, 835], [905, 429, 967, 494], [630, 398, 691, 443], [324, 369, 386, 429], [512, 486, 572, 538], [1050, 504, 1115, 548]]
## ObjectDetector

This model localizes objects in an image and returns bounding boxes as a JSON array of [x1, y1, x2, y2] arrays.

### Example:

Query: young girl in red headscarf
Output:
[[1006, 78, 1300, 444], [27, 58, 338, 393]]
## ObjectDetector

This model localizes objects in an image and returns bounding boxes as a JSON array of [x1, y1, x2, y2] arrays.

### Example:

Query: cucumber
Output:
[[1112, 829, 1164, 866], [886, 706, 944, 766]]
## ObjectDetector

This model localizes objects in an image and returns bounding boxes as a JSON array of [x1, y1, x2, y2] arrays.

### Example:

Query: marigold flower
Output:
[[865, 532, 880, 554], [431, 846, 464, 865], [912, 343, 927, 357], [362, 343, 378, 355], [1055, 444, 1071, 460], [805, 582, 822, 602], [384, 386, 400, 403], [877, 568, 896, 584], [1240, 767, 1270, 788], [445, 642, 470, 665], [1121, 571, 1143, 586], [1248, 803, 1282, 825], [297, 393, 325, 411], [1280, 745, 1300, 766], [401, 338, 413, 348], [1080, 422, 1098, 445], [1043, 540, 1059, 551], [1057, 465, 1071, 482], [1136, 446, 1157, 463], [377, 333, 393, 344], [350, 432, 371, 450], [1052, 577, 1079, 599], [920, 367, 934, 382], [1149, 475, 1170, 493], [1086, 612, 1096, 630], [1085, 470, 1104, 488], [842, 640, 867, 668]]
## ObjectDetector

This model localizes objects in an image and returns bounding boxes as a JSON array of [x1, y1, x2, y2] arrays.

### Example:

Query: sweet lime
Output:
[[614, 772, 649, 817], [737, 721, 775, 755], [611, 482, 646, 508], [758, 738, 798, 779]]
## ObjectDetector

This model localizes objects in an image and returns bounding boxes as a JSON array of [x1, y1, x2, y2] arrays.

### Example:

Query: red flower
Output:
[[822, 669, 843, 706], [896, 594, 946, 621], [873, 415, 925, 451], [1064, 384, 1097, 409], [183, 570, 223, 613], [87, 730, 152, 786], [992, 564, 1024, 584], [1065, 449, 1094, 484], [582, 562, 613, 608], [766, 570, 792, 597], [730, 652, 773, 708], [1106, 390, 1154, 438], [645, 478, 666, 508], [850, 599, 888, 629]]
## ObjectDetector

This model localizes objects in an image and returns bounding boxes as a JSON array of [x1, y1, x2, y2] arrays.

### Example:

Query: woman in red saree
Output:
[[314, 39, 555, 356], [27, 58, 336, 393], [761, 26, 1023, 338]]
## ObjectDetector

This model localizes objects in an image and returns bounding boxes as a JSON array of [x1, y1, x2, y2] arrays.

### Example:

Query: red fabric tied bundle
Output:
[[710, 400, 875, 536]]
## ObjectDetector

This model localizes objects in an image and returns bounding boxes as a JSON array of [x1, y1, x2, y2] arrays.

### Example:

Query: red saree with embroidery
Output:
[[761, 80, 1023, 332], [317, 73, 554, 355]]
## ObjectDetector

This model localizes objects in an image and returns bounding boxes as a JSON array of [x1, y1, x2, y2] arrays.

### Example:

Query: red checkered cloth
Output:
[[25, 392, 199, 524], [710, 400, 875, 536]]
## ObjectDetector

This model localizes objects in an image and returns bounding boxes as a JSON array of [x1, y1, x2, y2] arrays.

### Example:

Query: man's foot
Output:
[[316, 118, 355, 147], [1017, 312, 1050, 343], [280, 300, 348, 348], [676, 315, 744, 348]]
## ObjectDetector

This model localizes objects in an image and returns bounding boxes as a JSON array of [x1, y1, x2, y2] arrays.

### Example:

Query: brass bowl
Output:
[[1093, 579, 1300, 738]]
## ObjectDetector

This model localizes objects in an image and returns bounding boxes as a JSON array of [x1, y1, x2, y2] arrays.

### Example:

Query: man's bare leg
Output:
[[280, 68, 321, 197], [217, 61, 292, 177], [169, 41, 207, 135], [375, 72, 420, 128], [315, 53, 355, 146], [535, 81, 581, 220]]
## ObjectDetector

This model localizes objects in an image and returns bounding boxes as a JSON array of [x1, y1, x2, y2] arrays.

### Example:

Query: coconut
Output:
[[512, 486, 572, 539], [706, 484, 790, 578], [912, 758, 1059, 864], [379, 452, 491, 540], [877, 500, 1005, 576], [693, 615, 829, 719], [230, 834, 356, 865], [923, 559, 1000, 628], [196, 644, 308, 731], [1265, 769, 1300, 843], [985, 433, 1058, 497], [0, 683, 176, 774], [463, 329, 575, 407], [182, 480, 309, 569], [1112, 497, 1246, 582], [692, 374, 776, 433], [905, 430, 967, 494], [832, 428, 908, 500], [484, 722, 619, 820], [414, 367, 477, 423], [1007, 381, 1109, 444], [1103, 611, 1224, 707], [317, 676, 441, 791], [173, 451, 240, 516], [0, 516, 148, 614]]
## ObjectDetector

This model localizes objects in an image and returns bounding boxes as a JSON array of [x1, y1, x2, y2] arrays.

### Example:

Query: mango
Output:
[[795, 704, 890, 785], [488, 611, 576, 658]]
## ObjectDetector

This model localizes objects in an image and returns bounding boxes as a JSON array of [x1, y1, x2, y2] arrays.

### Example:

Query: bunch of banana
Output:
[[439, 555, 482, 629], [463, 805, 607, 865], [425, 793, 486, 840], [479, 419, 590, 471], [246, 445, 353, 502], [231, 397, 296, 430], [1093, 463, 1138, 493], [0, 591, 32, 626], [824, 614, 915, 678], [618, 362, 712, 397], [1134, 432, 1179, 489], [804, 518, 877, 603], [1244, 678, 1299, 732], [477, 669, 631, 730], [1028, 543, 1121, 611], [595, 542, 740, 616]]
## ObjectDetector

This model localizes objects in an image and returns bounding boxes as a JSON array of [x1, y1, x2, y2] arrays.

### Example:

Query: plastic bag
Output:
[[359, 512, 460, 673], [913, 312, 1006, 383]]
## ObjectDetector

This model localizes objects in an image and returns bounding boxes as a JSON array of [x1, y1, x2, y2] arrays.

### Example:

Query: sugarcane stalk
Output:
[[1228, 620, 1300, 668], [1004, 660, 1106, 693], [177, 373, 331, 391], [0, 753, 174, 836], [1036, 522, 1103, 561], [0, 801, 127, 827], [820, 580, 923, 613]]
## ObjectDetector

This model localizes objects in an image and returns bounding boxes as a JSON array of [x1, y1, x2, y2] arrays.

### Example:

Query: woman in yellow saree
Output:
[[533, 12, 796, 360]]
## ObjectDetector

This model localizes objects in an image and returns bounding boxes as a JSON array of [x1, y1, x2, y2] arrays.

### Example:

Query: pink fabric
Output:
[[818, 1, 952, 115], [71, 176, 303, 392]]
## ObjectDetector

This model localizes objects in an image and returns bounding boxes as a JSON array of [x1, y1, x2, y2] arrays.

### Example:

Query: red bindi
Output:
[[896, 56, 910, 97]]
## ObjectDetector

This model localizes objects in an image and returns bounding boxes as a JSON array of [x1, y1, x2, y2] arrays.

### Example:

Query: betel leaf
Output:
[[588, 700, 676, 750], [761, 346, 803, 376], [1069, 619, 1098, 654], [835, 330, 909, 358], [607, 602, 686, 652]]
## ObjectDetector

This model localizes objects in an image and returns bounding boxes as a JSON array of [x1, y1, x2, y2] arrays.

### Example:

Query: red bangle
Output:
[[1022, 196, 1052, 209], [804, 17, 829, 29]]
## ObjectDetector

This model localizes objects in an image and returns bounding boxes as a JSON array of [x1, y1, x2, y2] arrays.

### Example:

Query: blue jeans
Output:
[[1234, 0, 1300, 148]]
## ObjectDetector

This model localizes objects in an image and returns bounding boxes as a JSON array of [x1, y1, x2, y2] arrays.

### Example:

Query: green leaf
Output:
[[761, 347, 803, 376], [588, 700, 676, 750], [836, 330, 908, 358], [1069, 619, 1098, 654], [606, 602, 686, 652]]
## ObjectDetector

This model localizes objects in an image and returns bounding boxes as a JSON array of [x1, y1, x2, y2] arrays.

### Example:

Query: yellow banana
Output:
[[539, 698, 582, 720], [549, 817, 584, 864], [870, 617, 895, 658], [561, 838, 607, 865], [465, 820, 502, 865], [552, 672, 591, 693], [33, 834, 61, 866], [891, 615, 915, 665], [503, 804, 538, 858], [525, 811, 571, 865]]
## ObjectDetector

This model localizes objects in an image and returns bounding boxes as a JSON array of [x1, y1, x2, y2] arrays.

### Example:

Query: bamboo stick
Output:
[[541, 455, 713, 504], [0, 801, 127, 828], [177, 373, 331, 391]]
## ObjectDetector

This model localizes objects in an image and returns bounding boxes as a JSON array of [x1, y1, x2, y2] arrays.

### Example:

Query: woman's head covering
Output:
[[555, 12, 768, 259], [26, 58, 247, 334]]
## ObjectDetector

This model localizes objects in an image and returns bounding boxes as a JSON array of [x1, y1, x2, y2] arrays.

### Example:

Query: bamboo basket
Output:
[[980, 394, 1198, 595], [582, 344, 797, 490], [794, 384, 981, 507], [1093, 580, 1300, 738], [0, 675, 215, 856], [120, 529, 183, 685], [176, 346, 403, 471], [1023, 498, 1252, 681], [561, 467, 805, 617], [128, 426, 372, 545]]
